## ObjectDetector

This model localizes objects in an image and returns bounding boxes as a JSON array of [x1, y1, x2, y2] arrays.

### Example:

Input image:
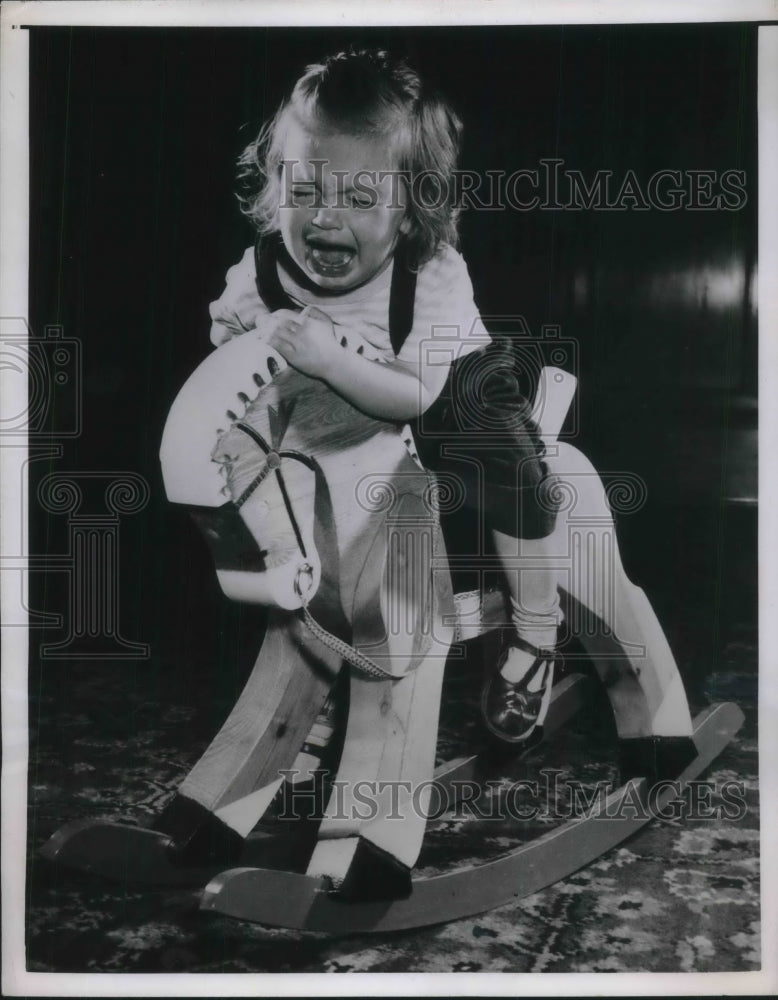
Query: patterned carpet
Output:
[[25, 629, 759, 974]]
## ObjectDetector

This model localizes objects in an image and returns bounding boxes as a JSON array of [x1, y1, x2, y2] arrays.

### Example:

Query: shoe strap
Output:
[[508, 631, 556, 661]]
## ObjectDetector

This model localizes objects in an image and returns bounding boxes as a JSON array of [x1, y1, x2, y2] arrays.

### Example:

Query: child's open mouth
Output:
[[305, 239, 356, 276]]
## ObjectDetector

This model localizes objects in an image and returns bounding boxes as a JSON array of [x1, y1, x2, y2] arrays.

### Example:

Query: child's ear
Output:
[[399, 215, 412, 235]]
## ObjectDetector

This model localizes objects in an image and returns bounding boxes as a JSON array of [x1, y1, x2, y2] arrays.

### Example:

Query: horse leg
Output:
[[152, 611, 341, 865], [542, 442, 696, 782], [305, 655, 447, 899], [305, 488, 454, 899]]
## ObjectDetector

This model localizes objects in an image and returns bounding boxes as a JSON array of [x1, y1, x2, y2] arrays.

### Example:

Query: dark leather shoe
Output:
[[480, 638, 556, 747]]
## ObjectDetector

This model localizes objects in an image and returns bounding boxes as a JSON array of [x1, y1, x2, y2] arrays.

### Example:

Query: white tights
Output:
[[492, 529, 562, 682]]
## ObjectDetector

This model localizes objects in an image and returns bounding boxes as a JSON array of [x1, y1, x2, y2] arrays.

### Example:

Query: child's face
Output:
[[278, 121, 409, 292]]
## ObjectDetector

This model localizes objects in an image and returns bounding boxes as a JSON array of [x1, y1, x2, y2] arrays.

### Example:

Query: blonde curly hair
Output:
[[236, 48, 463, 269]]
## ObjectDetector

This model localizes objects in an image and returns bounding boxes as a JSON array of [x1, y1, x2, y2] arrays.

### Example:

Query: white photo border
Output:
[[2, 1, 776, 996]]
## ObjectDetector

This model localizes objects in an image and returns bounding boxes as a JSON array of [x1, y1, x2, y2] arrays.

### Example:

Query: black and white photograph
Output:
[[1, 0, 776, 994]]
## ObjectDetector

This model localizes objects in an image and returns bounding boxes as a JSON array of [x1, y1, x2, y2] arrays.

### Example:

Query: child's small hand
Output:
[[268, 306, 340, 381]]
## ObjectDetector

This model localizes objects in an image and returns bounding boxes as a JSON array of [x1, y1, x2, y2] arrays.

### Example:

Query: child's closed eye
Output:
[[290, 184, 318, 206], [349, 192, 376, 209]]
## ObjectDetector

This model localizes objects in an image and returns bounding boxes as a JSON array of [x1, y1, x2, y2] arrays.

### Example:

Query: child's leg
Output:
[[491, 528, 561, 679], [482, 527, 561, 744], [479, 398, 563, 743], [414, 342, 563, 742]]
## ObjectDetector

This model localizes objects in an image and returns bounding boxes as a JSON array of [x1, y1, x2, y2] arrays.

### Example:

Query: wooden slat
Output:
[[307, 498, 454, 885], [307, 655, 448, 881], [496, 440, 695, 741], [177, 612, 338, 814]]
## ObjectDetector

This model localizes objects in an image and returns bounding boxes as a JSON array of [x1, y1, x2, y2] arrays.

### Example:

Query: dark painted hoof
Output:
[[618, 735, 699, 786], [335, 838, 413, 902]]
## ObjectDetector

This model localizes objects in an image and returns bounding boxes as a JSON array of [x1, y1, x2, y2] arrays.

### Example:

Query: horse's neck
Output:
[[216, 367, 398, 459], [160, 326, 411, 511]]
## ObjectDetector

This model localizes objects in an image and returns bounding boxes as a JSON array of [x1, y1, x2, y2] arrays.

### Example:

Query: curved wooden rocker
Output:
[[201, 701, 743, 932], [41, 330, 742, 926]]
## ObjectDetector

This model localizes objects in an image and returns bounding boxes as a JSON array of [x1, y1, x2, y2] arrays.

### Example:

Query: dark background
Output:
[[27, 23, 757, 701]]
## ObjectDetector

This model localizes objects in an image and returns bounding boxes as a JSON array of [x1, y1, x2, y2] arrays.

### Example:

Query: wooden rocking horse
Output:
[[42, 326, 743, 932]]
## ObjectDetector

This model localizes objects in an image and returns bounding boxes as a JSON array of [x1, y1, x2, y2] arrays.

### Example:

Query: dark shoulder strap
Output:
[[254, 231, 417, 356], [389, 237, 417, 356], [254, 232, 300, 312]]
